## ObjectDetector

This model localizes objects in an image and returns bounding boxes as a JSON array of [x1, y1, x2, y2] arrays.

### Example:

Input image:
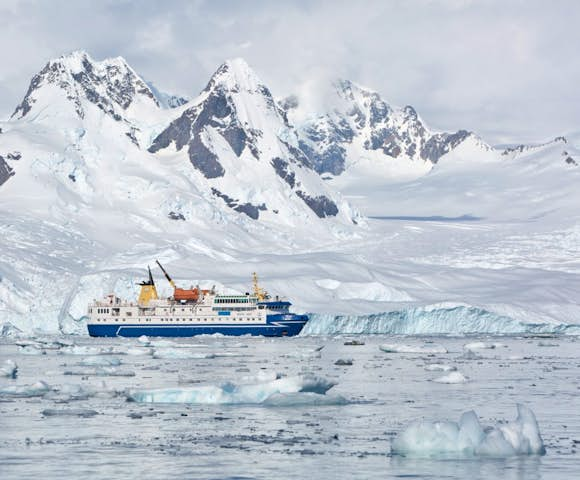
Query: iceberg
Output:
[[379, 343, 447, 354], [432, 371, 468, 384], [425, 363, 456, 372], [128, 375, 336, 405], [392, 404, 546, 457], [0, 380, 51, 397], [79, 356, 122, 367], [301, 305, 580, 335], [0, 359, 18, 378]]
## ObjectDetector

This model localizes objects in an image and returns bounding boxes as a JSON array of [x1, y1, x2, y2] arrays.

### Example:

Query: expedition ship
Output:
[[87, 261, 309, 337]]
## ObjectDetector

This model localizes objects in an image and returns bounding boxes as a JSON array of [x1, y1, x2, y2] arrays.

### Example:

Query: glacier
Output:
[[301, 305, 580, 336]]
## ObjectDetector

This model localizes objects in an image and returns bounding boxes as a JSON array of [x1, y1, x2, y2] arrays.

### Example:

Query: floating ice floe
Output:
[[79, 356, 122, 367], [19, 345, 45, 355], [432, 372, 468, 384], [124, 347, 153, 356], [239, 370, 280, 384], [152, 348, 217, 360], [137, 335, 150, 345], [334, 358, 353, 366], [391, 404, 546, 457], [263, 392, 348, 407], [60, 345, 112, 356], [457, 349, 482, 360], [42, 408, 98, 418], [464, 342, 503, 350], [0, 359, 18, 378], [379, 344, 447, 354], [425, 363, 456, 372], [0, 380, 51, 397], [128, 375, 336, 405], [64, 367, 136, 377]]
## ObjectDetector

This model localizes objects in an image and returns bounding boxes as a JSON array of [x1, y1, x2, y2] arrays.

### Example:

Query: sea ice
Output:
[[42, 408, 99, 417], [19, 345, 45, 355], [391, 404, 546, 457], [262, 392, 348, 407], [0, 359, 18, 378], [79, 356, 122, 367], [128, 375, 336, 405], [60, 345, 111, 355], [379, 344, 447, 354], [0, 380, 50, 397], [152, 348, 216, 359], [464, 342, 502, 350], [425, 363, 456, 372], [124, 347, 153, 356], [432, 372, 468, 384]]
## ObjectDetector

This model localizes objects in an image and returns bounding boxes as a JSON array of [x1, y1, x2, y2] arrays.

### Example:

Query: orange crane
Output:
[[155, 260, 205, 302]]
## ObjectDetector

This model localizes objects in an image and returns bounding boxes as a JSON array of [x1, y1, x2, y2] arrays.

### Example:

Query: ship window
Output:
[[127, 312, 132, 317]]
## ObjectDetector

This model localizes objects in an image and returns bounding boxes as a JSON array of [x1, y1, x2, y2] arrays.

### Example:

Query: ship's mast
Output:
[[252, 272, 269, 301]]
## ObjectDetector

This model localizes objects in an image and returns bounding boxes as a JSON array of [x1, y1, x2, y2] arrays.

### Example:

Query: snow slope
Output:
[[1, 51, 580, 335]]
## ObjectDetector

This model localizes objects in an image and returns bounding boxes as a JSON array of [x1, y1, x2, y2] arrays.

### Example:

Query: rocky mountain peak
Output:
[[12, 50, 159, 122], [149, 58, 350, 222], [291, 79, 475, 175]]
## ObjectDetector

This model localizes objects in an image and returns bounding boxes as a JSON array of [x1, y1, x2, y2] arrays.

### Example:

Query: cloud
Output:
[[0, 0, 579, 143]]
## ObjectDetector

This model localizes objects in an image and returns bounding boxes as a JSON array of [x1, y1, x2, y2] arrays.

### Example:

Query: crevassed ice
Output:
[[301, 305, 580, 335], [391, 404, 546, 457], [128, 375, 336, 405]]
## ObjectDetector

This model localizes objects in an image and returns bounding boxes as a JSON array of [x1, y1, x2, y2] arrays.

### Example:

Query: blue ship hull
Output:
[[87, 314, 308, 338]]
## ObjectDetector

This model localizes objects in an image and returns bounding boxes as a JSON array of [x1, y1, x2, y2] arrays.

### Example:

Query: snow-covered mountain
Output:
[[286, 79, 490, 181], [145, 81, 188, 109], [2, 50, 580, 337], [148, 59, 356, 223], [11, 50, 160, 125]]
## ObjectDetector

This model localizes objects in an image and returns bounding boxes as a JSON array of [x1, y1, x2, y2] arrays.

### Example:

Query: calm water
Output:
[[1, 334, 579, 479]]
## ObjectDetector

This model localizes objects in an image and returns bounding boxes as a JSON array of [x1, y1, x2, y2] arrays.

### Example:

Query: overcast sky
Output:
[[0, 0, 578, 144]]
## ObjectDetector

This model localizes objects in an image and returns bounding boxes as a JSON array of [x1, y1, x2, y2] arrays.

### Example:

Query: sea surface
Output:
[[1, 334, 579, 479]]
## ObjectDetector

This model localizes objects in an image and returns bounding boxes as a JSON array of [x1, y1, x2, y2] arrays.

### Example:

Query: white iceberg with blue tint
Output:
[[128, 375, 336, 405], [392, 404, 545, 457]]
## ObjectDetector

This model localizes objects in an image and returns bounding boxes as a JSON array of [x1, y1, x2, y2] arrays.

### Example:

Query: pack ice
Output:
[[392, 404, 546, 457], [128, 375, 339, 405]]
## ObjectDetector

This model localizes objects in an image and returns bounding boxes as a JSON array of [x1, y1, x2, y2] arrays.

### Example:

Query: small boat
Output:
[[87, 262, 308, 337]]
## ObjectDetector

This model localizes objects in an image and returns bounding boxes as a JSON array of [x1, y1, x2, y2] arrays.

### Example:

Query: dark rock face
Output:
[[295, 191, 338, 218], [211, 188, 266, 220], [149, 75, 256, 179], [0, 156, 15, 187], [189, 134, 225, 178], [168, 211, 186, 220], [12, 53, 158, 121], [421, 130, 470, 163], [271, 157, 296, 188]]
